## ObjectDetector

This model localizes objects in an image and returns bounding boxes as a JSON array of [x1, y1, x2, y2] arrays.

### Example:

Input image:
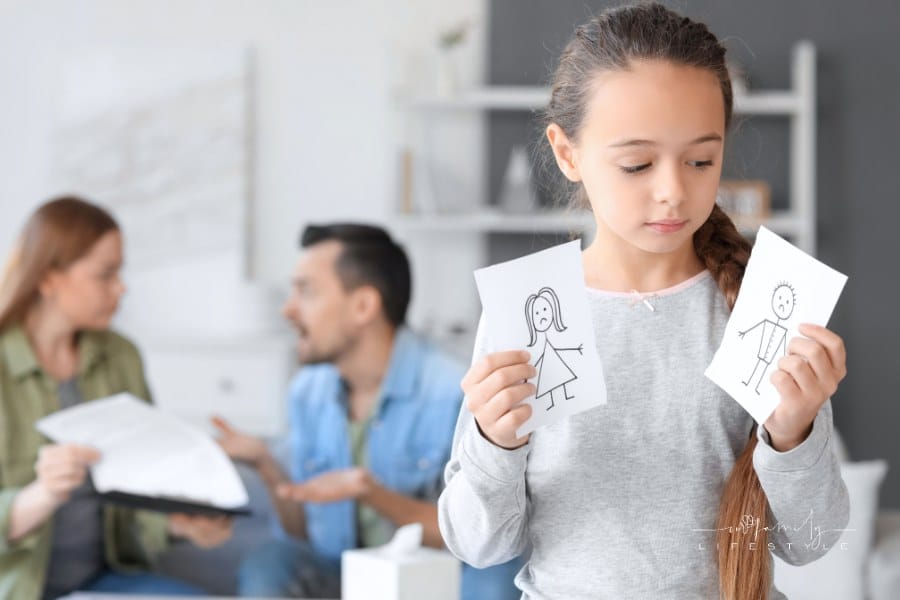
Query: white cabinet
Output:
[[142, 336, 296, 438]]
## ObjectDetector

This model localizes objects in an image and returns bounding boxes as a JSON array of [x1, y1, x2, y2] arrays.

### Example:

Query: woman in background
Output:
[[0, 196, 232, 599]]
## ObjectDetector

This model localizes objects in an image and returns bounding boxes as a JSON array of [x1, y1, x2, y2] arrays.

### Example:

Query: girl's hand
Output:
[[765, 323, 847, 451], [34, 444, 100, 505], [462, 350, 536, 450]]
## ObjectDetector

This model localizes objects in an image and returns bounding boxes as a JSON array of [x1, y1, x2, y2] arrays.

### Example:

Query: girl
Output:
[[437, 4, 849, 599], [0, 197, 232, 599]]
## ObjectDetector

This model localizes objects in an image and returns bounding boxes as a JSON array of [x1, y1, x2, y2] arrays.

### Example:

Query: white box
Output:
[[342, 546, 461, 600]]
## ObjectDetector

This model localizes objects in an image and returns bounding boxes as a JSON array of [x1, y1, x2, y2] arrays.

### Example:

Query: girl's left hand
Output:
[[764, 323, 847, 452], [168, 513, 233, 548]]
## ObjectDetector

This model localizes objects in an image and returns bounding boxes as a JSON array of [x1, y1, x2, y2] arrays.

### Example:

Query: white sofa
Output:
[[773, 432, 899, 600]]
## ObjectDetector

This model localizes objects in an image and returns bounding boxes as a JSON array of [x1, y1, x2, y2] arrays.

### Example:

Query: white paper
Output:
[[705, 227, 848, 424], [380, 523, 424, 558], [474, 240, 608, 437], [36, 393, 248, 508]]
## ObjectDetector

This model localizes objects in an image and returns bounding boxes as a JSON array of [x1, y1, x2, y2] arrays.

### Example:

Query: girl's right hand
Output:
[[462, 350, 536, 450], [34, 444, 100, 505]]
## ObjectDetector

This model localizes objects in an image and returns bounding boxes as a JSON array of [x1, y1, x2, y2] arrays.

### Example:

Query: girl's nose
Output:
[[653, 161, 686, 207]]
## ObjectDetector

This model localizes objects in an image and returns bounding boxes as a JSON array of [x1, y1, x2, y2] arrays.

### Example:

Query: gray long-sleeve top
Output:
[[438, 270, 850, 599]]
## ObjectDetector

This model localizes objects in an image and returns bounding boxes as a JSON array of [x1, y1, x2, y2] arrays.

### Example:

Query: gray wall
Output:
[[487, 0, 900, 507]]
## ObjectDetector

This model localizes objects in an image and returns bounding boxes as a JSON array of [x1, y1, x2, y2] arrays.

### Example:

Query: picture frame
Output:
[[717, 179, 771, 226]]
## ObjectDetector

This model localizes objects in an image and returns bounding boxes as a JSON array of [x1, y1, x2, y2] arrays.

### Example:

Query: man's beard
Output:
[[297, 329, 357, 366]]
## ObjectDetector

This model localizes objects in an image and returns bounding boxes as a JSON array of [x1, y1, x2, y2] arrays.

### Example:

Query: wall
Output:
[[0, 0, 486, 339]]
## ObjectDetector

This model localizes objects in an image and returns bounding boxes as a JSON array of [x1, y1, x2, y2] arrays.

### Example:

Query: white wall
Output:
[[0, 0, 486, 343]]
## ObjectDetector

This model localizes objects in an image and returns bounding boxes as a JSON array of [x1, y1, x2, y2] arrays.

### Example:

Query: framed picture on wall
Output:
[[717, 179, 771, 226]]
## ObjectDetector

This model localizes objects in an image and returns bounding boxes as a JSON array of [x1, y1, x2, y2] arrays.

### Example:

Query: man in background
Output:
[[214, 223, 521, 599]]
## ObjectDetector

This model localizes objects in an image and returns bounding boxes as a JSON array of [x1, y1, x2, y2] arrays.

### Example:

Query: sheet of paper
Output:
[[704, 227, 848, 424], [36, 393, 248, 508], [474, 240, 607, 437]]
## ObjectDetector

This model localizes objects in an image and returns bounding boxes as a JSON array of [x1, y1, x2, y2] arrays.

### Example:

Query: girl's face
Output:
[[40, 230, 126, 331], [547, 59, 726, 256]]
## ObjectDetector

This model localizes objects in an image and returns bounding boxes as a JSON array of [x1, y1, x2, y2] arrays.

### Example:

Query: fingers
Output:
[[466, 362, 536, 411], [798, 324, 847, 380], [479, 382, 536, 424], [770, 367, 802, 402], [787, 337, 841, 395], [35, 444, 99, 496], [276, 483, 306, 502], [462, 351, 531, 390], [495, 404, 533, 438], [39, 444, 101, 465], [210, 415, 235, 436], [776, 355, 821, 398], [169, 514, 233, 548]]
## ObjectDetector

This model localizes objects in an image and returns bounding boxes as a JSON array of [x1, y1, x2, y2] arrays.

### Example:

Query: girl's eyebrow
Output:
[[607, 133, 723, 148]]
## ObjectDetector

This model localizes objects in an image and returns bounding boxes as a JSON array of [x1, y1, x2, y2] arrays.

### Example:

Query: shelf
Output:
[[405, 86, 800, 116], [393, 209, 805, 237], [393, 210, 592, 233], [398, 41, 816, 254]]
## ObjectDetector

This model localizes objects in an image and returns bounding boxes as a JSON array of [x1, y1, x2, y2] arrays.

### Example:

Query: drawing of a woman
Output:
[[525, 287, 583, 410]]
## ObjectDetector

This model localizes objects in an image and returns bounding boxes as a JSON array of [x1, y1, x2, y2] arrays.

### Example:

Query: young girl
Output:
[[437, 4, 849, 599]]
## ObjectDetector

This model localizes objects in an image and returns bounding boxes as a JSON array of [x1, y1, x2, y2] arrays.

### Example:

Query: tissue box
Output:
[[341, 546, 461, 600]]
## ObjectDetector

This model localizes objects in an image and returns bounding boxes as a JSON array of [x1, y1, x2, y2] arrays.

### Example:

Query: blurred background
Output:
[[0, 0, 897, 558]]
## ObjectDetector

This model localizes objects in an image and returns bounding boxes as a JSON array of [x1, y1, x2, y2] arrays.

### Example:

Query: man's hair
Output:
[[300, 223, 411, 327]]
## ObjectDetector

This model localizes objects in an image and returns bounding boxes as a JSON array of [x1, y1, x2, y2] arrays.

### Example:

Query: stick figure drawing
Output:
[[525, 287, 583, 410], [738, 282, 797, 394]]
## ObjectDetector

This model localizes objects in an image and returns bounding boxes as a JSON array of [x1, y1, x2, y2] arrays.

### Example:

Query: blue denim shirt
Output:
[[285, 328, 464, 561]]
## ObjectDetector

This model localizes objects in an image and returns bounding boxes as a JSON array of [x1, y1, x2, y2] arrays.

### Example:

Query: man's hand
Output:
[[211, 416, 268, 466], [276, 468, 373, 504], [168, 513, 233, 548]]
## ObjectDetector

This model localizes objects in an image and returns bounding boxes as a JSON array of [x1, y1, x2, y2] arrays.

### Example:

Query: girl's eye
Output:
[[620, 163, 651, 174], [689, 160, 714, 169]]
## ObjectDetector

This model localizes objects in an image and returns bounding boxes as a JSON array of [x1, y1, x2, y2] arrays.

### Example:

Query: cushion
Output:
[[869, 509, 900, 600], [773, 460, 888, 600]]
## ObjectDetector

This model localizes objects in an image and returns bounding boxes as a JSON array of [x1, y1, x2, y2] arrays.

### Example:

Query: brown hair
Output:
[[541, 4, 763, 598], [0, 196, 119, 331]]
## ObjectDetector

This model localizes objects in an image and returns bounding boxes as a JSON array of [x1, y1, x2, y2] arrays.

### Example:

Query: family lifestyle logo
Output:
[[692, 510, 855, 552]]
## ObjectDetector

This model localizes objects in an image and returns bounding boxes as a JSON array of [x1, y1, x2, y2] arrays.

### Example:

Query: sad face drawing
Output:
[[525, 287, 583, 410], [738, 282, 797, 394]]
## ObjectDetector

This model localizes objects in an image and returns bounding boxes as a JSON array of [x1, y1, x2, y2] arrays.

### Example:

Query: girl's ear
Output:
[[546, 123, 581, 183]]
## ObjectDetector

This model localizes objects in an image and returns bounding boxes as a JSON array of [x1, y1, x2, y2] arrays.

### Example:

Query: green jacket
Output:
[[0, 325, 169, 599]]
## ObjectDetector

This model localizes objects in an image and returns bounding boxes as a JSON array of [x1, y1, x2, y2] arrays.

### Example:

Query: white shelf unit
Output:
[[396, 41, 817, 254]]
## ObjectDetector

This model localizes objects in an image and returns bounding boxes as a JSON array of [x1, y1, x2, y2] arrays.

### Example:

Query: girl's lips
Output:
[[646, 220, 687, 234]]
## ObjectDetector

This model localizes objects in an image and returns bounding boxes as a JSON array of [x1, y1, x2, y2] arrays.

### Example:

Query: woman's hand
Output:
[[462, 350, 536, 450], [211, 415, 268, 466], [168, 513, 233, 549], [765, 323, 847, 451], [33, 443, 100, 505]]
